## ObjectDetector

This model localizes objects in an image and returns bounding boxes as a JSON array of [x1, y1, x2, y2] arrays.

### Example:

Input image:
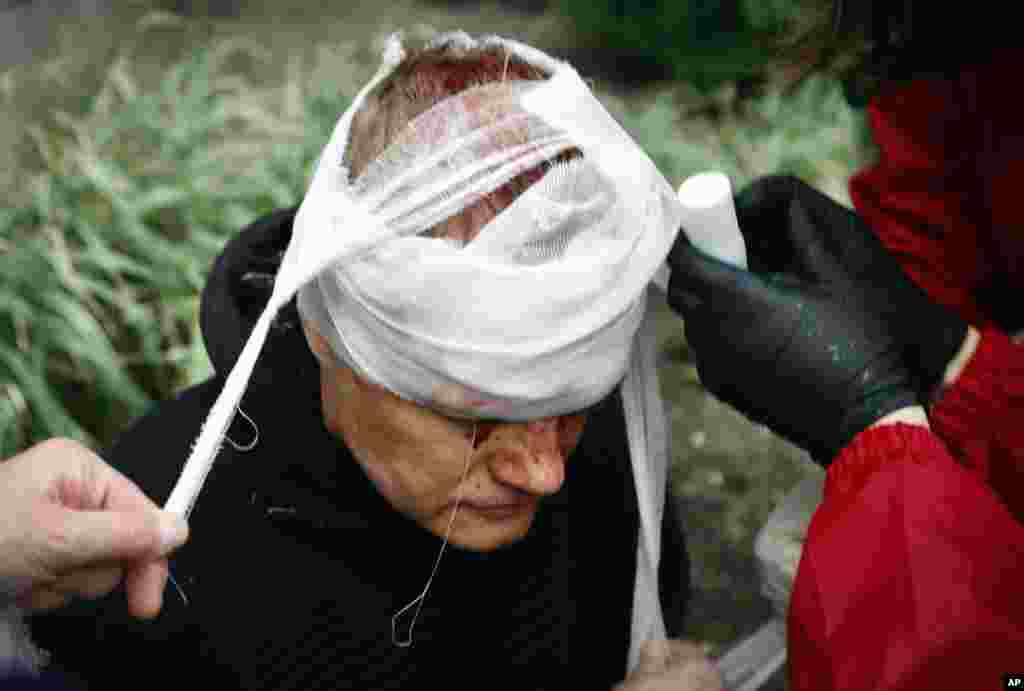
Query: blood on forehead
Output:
[[400, 84, 545, 246], [399, 82, 532, 156], [428, 50, 535, 95]]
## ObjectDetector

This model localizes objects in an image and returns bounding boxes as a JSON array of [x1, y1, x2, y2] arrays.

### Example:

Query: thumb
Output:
[[635, 638, 671, 675], [668, 234, 774, 310], [782, 178, 876, 284], [46, 505, 189, 572], [734, 174, 801, 272], [783, 194, 846, 283]]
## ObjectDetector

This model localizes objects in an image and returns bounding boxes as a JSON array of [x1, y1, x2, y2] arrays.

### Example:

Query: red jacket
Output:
[[789, 52, 1024, 691], [849, 49, 1024, 333]]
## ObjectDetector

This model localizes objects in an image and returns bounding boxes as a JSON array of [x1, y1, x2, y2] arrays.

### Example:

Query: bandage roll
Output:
[[676, 171, 748, 270]]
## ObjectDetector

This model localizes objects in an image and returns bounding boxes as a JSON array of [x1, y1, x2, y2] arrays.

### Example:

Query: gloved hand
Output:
[[732, 175, 969, 401], [666, 229, 920, 466]]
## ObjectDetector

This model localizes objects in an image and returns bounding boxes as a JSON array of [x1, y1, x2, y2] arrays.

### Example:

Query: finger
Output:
[[44, 503, 187, 573], [50, 564, 124, 600], [735, 174, 796, 221], [784, 194, 846, 282], [634, 638, 671, 675], [786, 175, 868, 258], [51, 446, 190, 563], [737, 175, 864, 282], [669, 235, 776, 309], [80, 452, 191, 556], [124, 558, 169, 620], [817, 200, 913, 283], [18, 586, 71, 613], [683, 660, 725, 691], [734, 174, 801, 272], [662, 639, 707, 665], [668, 235, 745, 302], [83, 452, 170, 520]]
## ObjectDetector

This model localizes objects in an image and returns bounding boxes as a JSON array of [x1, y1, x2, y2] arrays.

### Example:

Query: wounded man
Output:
[[25, 32, 701, 690]]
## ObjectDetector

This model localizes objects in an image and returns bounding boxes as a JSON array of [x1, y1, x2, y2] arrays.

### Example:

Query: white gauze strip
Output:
[[163, 35, 412, 519]]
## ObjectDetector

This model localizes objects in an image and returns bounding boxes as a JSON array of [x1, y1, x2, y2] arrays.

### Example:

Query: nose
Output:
[[484, 417, 567, 497]]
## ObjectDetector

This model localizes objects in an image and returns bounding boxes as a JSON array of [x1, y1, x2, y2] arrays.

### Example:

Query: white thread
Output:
[[224, 406, 259, 452], [392, 422, 477, 647]]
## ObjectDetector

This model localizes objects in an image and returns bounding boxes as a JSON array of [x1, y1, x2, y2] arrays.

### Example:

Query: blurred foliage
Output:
[[605, 73, 873, 205], [0, 12, 354, 457], [558, 0, 830, 89]]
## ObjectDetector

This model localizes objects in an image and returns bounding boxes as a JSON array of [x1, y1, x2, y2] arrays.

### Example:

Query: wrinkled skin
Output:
[[304, 322, 586, 552]]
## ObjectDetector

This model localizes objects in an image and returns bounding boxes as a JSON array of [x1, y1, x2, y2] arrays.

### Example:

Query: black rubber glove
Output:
[[733, 175, 969, 402], [667, 234, 920, 466]]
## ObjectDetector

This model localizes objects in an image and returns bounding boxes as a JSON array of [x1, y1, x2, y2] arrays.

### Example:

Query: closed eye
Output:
[[441, 407, 594, 450]]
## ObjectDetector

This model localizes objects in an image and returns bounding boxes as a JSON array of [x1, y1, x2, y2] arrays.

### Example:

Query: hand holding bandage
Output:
[[666, 178, 920, 466], [1, 439, 188, 620], [732, 175, 970, 401]]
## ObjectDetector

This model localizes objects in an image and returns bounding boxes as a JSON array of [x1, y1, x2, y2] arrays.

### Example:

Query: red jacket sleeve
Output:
[[929, 327, 1024, 523], [788, 423, 1024, 691]]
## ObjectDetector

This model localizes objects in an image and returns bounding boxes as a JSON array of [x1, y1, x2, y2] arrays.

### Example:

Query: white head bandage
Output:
[[164, 31, 725, 673]]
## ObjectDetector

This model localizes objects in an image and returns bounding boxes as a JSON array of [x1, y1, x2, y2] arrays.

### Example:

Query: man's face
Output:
[[304, 323, 586, 552]]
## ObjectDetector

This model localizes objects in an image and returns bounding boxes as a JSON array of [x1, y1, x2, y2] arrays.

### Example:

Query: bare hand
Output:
[[0, 439, 189, 619], [614, 639, 724, 691]]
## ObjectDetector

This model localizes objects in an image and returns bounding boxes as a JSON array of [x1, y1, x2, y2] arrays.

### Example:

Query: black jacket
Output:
[[27, 208, 690, 690]]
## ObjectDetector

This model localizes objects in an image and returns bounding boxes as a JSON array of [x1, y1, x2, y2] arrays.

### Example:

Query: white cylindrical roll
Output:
[[676, 172, 748, 269]]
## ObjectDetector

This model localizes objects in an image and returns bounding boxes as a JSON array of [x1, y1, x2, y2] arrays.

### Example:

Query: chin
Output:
[[435, 509, 536, 552]]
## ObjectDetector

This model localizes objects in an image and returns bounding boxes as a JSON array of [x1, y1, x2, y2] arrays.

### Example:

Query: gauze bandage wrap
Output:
[[166, 30, 689, 673], [295, 76, 660, 419]]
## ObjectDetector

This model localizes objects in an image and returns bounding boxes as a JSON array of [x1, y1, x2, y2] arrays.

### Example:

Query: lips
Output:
[[463, 500, 536, 520], [457, 490, 536, 515], [463, 497, 534, 511]]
